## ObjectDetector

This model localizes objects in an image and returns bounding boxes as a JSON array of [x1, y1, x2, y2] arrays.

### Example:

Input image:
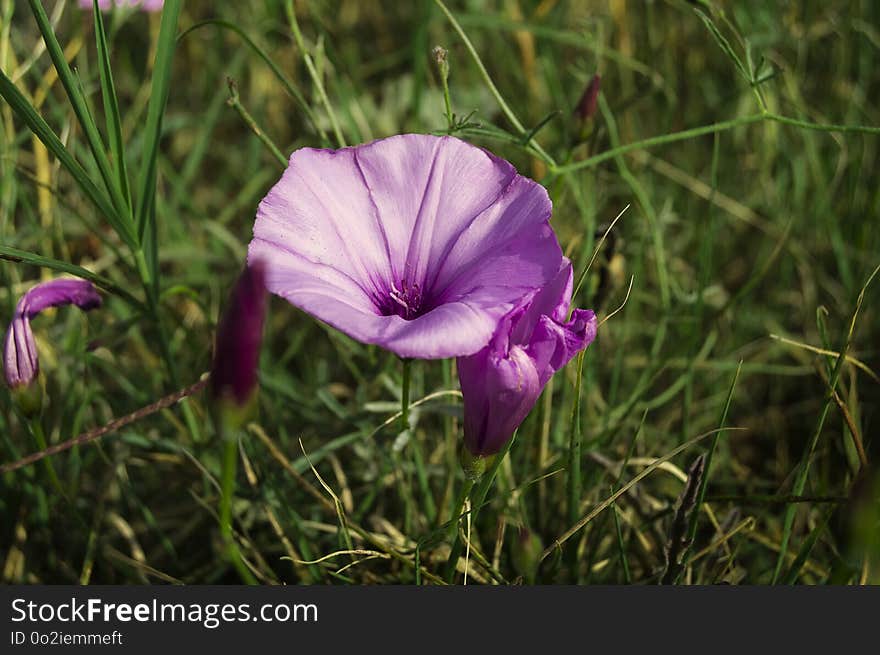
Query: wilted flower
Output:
[[248, 134, 563, 359], [210, 262, 267, 414], [457, 259, 597, 458], [3, 279, 102, 413], [78, 0, 164, 11]]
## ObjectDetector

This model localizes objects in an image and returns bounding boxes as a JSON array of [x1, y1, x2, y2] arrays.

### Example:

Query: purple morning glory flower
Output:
[[210, 262, 267, 408], [3, 279, 102, 390], [457, 259, 597, 457], [247, 134, 563, 359]]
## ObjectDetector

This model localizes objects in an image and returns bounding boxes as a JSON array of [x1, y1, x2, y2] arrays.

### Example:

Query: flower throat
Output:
[[377, 278, 428, 320]]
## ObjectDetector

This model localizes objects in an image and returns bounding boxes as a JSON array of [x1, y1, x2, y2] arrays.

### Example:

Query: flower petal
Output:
[[3, 316, 38, 388], [252, 146, 395, 299], [509, 258, 574, 345], [18, 279, 102, 319], [430, 176, 560, 306], [3, 279, 102, 389], [527, 308, 597, 386], [353, 134, 520, 286], [251, 235, 504, 358]]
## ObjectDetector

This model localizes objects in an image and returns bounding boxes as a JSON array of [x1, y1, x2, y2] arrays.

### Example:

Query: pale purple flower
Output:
[[248, 134, 563, 359], [79, 0, 164, 11], [457, 259, 597, 457], [211, 262, 267, 407], [3, 279, 102, 389]]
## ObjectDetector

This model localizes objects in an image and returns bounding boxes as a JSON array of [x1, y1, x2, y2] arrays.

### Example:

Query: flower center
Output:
[[377, 278, 428, 320]]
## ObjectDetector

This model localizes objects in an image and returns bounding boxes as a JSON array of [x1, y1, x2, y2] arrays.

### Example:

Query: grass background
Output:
[[1, 0, 878, 584]]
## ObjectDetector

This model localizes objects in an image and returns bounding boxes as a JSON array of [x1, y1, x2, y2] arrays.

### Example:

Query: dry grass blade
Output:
[[769, 334, 879, 383], [0, 376, 209, 475], [540, 426, 745, 563]]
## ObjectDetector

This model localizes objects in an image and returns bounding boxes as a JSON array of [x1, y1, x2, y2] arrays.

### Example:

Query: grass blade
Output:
[[26, 0, 130, 225], [771, 264, 880, 583], [0, 70, 136, 248], [178, 19, 326, 145], [782, 510, 832, 585], [134, 0, 182, 286], [678, 361, 743, 582], [0, 244, 144, 309], [92, 0, 131, 210], [284, 0, 346, 147]]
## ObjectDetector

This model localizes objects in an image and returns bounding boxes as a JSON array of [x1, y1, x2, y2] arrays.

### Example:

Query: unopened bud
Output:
[[3, 278, 102, 416], [510, 526, 543, 584], [433, 45, 449, 79], [574, 73, 601, 122], [210, 261, 267, 432]]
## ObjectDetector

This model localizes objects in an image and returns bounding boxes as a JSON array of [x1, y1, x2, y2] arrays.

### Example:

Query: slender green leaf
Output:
[[0, 244, 144, 310], [678, 361, 743, 583], [93, 0, 131, 210], [26, 0, 130, 224], [134, 0, 182, 286], [782, 510, 832, 584], [0, 70, 137, 248], [772, 264, 880, 583]]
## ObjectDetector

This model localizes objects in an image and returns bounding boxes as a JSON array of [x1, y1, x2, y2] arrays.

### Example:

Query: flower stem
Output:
[[442, 436, 515, 583], [400, 358, 412, 434], [433, 0, 556, 166], [284, 0, 347, 148], [218, 426, 257, 584], [442, 477, 474, 582], [28, 419, 65, 499], [551, 113, 767, 175], [567, 351, 586, 535], [226, 78, 287, 167]]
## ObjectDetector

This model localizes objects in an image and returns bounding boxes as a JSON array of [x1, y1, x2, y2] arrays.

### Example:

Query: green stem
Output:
[[566, 352, 585, 520], [551, 111, 880, 176], [29, 419, 65, 499], [284, 0, 347, 148], [440, 66, 454, 130], [764, 112, 880, 135], [218, 427, 257, 584], [771, 265, 880, 583], [400, 358, 412, 434], [226, 78, 287, 167], [443, 437, 514, 583], [677, 362, 741, 583], [433, 0, 555, 166], [135, 247, 203, 443], [442, 477, 475, 582]]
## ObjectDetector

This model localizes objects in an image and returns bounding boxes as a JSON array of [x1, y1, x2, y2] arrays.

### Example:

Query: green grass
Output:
[[1, 0, 878, 585]]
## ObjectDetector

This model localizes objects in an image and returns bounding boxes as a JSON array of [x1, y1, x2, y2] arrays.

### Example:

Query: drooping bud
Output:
[[457, 260, 597, 459], [210, 261, 267, 430], [574, 73, 601, 123], [3, 278, 102, 417]]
